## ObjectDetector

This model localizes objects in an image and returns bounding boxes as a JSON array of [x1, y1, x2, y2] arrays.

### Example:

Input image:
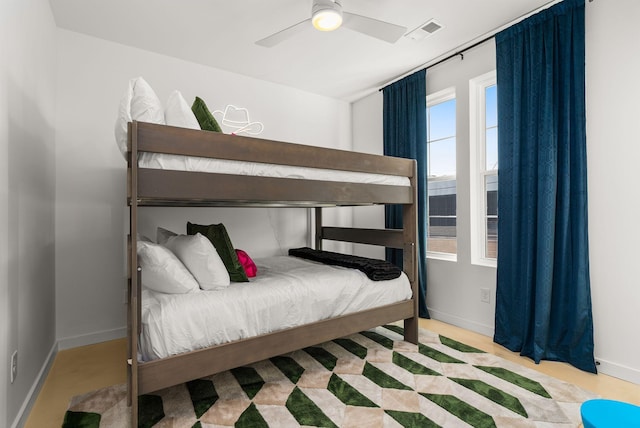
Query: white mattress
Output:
[[139, 153, 411, 187], [139, 256, 412, 361]]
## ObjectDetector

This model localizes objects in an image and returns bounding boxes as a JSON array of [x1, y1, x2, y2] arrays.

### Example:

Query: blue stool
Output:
[[581, 399, 640, 427]]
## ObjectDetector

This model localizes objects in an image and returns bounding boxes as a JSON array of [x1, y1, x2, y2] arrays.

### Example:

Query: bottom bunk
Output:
[[127, 221, 420, 422], [136, 299, 416, 395], [133, 254, 418, 395], [140, 255, 412, 362]]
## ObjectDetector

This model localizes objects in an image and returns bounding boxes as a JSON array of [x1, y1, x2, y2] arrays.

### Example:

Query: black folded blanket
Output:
[[288, 247, 402, 281]]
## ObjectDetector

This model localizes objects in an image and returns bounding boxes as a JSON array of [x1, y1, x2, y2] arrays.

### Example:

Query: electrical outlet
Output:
[[10, 350, 17, 384], [480, 288, 490, 303]]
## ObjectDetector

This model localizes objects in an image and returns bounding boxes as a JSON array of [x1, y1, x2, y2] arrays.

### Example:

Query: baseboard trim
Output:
[[58, 327, 126, 350], [9, 328, 127, 427], [427, 307, 495, 339], [10, 342, 58, 428], [428, 308, 640, 385], [595, 357, 640, 385]]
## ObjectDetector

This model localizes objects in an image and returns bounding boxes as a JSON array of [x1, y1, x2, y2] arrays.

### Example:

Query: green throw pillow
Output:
[[191, 97, 222, 132], [186, 222, 248, 282]]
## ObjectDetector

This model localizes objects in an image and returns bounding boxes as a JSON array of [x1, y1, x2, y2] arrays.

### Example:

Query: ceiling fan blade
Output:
[[255, 19, 311, 47], [342, 12, 407, 43]]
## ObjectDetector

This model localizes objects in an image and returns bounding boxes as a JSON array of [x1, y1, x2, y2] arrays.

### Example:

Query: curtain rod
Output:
[[425, 34, 494, 71], [378, 0, 566, 92]]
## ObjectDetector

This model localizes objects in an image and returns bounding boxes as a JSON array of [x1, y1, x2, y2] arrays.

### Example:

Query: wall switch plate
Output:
[[10, 350, 17, 383], [480, 288, 491, 303]]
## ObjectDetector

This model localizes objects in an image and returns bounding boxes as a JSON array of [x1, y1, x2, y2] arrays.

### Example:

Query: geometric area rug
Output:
[[62, 325, 597, 427]]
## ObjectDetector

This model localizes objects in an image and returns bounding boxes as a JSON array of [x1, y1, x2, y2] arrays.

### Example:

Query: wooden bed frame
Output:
[[126, 121, 419, 423]]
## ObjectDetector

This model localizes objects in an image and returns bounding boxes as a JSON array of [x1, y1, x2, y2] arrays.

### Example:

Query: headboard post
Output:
[[127, 121, 140, 425], [402, 159, 419, 344], [315, 207, 323, 250]]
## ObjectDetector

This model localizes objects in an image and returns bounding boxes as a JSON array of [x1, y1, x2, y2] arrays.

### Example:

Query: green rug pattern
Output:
[[63, 325, 596, 427]]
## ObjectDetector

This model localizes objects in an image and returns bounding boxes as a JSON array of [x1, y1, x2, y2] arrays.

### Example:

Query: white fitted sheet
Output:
[[139, 153, 411, 187], [139, 256, 412, 361]]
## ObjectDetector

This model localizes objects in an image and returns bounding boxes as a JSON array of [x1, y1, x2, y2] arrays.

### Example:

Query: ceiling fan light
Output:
[[312, 0, 343, 32]]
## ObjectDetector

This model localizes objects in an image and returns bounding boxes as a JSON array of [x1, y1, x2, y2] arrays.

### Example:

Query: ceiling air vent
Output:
[[405, 19, 443, 41]]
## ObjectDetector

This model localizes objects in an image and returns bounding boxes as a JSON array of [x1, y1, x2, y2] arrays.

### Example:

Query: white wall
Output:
[[351, 1, 640, 384], [54, 30, 352, 347], [0, 15, 8, 423], [352, 42, 498, 336], [422, 41, 498, 335], [585, 0, 640, 384], [351, 92, 386, 259], [0, 0, 58, 426]]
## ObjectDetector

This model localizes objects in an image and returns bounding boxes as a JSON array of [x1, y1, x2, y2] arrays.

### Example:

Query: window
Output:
[[426, 88, 457, 260], [470, 71, 498, 266]]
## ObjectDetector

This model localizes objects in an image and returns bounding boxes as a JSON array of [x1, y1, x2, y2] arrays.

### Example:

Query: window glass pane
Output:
[[471, 74, 498, 264], [427, 93, 456, 256], [485, 85, 497, 128], [485, 175, 498, 259], [485, 175, 498, 216], [428, 180, 457, 254], [486, 217, 498, 259], [428, 99, 456, 141], [485, 127, 498, 171], [428, 218, 457, 253], [428, 136, 456, 177]]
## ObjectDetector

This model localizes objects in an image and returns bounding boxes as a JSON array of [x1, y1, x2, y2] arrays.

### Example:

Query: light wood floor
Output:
[[25, 319, 640, 427]]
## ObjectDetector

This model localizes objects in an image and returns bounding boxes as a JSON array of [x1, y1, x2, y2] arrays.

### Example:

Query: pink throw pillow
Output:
[[235, 249, 257, 278]]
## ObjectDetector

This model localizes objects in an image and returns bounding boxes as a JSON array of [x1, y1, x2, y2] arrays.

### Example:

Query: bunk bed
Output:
[[126, 120, 420, 423]]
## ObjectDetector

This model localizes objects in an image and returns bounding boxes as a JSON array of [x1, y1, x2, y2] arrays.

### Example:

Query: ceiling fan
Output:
[[255, 0, 407, 47]]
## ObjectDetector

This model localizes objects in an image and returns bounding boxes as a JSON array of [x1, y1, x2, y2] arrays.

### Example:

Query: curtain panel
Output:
[[382, 69, 429, 318], [494, 0, 596, 373]]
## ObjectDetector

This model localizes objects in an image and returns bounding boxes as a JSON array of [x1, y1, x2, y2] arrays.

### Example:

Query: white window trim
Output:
[[426, 87, 457, 262], [469, 71, 497, 267], [427, 87, 456, 108]]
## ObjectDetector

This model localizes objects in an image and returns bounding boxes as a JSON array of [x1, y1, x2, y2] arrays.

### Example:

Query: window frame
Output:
[[426, 87, 457, 262], [469, 71, 498, 267]]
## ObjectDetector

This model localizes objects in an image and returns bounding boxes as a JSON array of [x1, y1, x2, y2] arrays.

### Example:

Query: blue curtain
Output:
[[382, 69, 429, 318], [494, 0, 596, 373]]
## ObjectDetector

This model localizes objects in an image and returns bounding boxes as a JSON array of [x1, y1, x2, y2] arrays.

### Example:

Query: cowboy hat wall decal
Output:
[[213, 105, 264, 135]]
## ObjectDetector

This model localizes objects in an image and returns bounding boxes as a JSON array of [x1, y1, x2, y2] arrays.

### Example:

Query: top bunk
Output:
[[127, 121, 416, 207]]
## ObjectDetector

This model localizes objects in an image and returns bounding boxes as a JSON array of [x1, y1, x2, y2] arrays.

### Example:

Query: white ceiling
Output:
[[49, 0, 554, 102]]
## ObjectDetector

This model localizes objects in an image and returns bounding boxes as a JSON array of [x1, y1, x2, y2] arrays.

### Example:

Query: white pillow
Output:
[[137, 241, 199, 294], [164, 233, 231, 290], [114, 77, 165, 158], [165, 90, 200, 130], [137, 233, 153, 243], [156, 226, 177, 245]]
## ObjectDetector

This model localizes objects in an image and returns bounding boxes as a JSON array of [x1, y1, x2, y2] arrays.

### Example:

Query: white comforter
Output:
[[139, 256, 412, 361]]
